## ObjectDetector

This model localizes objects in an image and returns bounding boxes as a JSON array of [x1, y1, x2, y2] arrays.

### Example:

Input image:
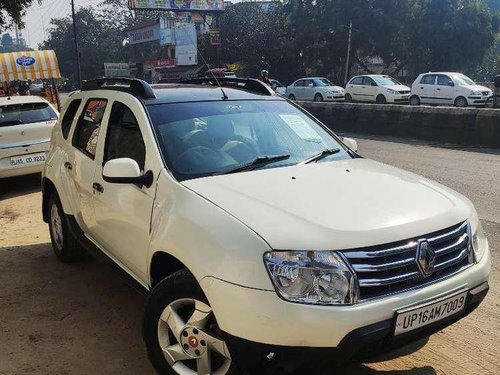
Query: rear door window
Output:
[[72, 99, 108, 159], [61, 99, 82, 139], [0, 102, 58, 127]]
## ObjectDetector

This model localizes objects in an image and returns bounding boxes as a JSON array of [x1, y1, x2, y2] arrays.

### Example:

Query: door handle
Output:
[[64, 161, 72, 170], [437, 88, 441, 91], [420, 87, 424, 89], [92, 182, 104, 193]]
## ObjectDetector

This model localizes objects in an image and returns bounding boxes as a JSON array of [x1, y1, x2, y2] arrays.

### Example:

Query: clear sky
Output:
[[23, 0, 102, 49]]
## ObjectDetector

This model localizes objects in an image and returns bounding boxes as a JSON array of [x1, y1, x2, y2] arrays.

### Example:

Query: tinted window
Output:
[[350, 77, 363, 85], [148, 100, 351, 181], [362, 77, 376, 86], [420, 75, 436, 85], [73, 99, 108, 158], [294, 80, 304, 87], [61, 99, 81, 139], [437, 75, 453, 86], [314, 78, 332, 87], [303, 80, 314, 87], [0, 102, 57, 127], [104, 102, 146, 170]]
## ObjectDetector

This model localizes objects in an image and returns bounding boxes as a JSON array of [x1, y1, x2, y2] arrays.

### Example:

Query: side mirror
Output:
[[102, 158, 153, 188], [343, 137, 358, 152], [371, 82, 377, 87], [448, 81, 455, 87]]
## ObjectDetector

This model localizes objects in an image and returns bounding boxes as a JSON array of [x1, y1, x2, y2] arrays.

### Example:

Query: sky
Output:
[[23, 0, 102, 49]]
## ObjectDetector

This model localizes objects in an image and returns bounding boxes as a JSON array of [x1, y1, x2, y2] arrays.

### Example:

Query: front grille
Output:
[[399, 90, 410, 94], [341, 221, 472, 301]]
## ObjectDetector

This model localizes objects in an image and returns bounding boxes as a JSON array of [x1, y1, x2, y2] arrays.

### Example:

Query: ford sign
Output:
[[16, 56, 36, 67]]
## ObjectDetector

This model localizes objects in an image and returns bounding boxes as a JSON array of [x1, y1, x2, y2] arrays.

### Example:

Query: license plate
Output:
[[10, 152, 46, 167], [394, 290, 468, 335]]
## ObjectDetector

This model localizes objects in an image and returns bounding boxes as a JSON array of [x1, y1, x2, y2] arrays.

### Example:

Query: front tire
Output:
[[409, 95, 421, 106], [313, 94, 323, 102], [375, 94, 387, 104], [454, 96, 468, 108], [48, 193, 85, 263], [288, 94, 296, 101], [143, 269, 237, 375]]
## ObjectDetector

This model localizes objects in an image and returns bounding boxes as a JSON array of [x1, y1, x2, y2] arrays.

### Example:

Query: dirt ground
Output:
[[1, 137, 499, 375]]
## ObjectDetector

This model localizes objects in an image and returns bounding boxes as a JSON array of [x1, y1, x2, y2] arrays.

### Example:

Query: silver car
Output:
[[286, 77, 345, 102]]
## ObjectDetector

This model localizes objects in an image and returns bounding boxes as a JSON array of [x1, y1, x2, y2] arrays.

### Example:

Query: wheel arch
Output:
[[149, 251, 189, 288], [42, 177, 57, 223]]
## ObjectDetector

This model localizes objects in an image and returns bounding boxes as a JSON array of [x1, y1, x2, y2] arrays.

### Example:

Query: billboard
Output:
[[174, 24, 197, 66], [128, 23, 160, 45], [129, 0, 224, 12], [104, 63, 130, 77]]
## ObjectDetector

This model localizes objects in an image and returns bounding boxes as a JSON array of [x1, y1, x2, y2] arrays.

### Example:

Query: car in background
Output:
[[269, 78, 286, 95], [286, 77, 345, 102], [345, 75, 410, 104], [205, 68, 237, 78], [30, 80, 45, 91], [410, 72, 493, 107], [0, 96, 59, 178]]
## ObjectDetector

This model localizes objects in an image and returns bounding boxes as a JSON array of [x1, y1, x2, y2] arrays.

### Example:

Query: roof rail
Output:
[[180, 77, 275, 96], [81, 78, 156, 99]]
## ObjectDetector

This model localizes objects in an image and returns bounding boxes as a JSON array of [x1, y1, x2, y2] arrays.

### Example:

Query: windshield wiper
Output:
[[299, 148, 341, 164], [220, 154, 291, 175]]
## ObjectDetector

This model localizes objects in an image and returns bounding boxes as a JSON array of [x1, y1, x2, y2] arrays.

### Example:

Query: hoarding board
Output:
[[150, 58, 176, 68], [174, 23, 197, 66], [128, 23, 160, 45], [129, 0, 224, 12], [104, 63, 130, 77]]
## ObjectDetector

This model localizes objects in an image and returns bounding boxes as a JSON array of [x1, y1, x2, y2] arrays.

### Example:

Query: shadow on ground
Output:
[[0, 173, 42, 200]]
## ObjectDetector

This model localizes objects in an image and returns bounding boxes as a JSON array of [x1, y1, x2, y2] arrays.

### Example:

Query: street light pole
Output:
[[71, 0, 82, 89], [344, 20, 352, 86]]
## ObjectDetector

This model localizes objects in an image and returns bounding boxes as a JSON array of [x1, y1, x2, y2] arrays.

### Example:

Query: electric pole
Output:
[[344, 21, 352, 86], [71, 0, 82, 89]]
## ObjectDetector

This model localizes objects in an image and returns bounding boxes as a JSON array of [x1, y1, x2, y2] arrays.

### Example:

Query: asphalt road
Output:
[[0, 135, 498, 375]]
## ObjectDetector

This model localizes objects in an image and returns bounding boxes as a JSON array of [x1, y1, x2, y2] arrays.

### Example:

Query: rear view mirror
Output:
[[103, 158, 153, 188], [343, 137, 358, 152]]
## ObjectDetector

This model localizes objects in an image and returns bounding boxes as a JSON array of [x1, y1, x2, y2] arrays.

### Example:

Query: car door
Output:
[[435, 74, 455, 105], [348, 77, 364, 100], [66, 97, 110, 232], [417, 74, 437, 104], [302, 79, 315, 101], [91, 94, 161, 283], [362, 77, 378, 102]]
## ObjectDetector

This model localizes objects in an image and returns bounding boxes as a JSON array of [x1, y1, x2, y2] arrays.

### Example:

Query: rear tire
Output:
[[48, 193, 85, 263], [288, 94, 296, 101], [313, 94, 323, 102], [454, 96, 468, 108], [409, 95, 421, 106], [376, 94, 387, 104], [345, 93, 353, 103]]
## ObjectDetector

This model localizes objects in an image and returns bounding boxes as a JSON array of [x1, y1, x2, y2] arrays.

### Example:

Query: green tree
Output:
[[0, 0, 41, 31]]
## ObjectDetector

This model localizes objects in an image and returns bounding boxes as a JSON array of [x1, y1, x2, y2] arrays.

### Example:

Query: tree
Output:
[[40, 5, 129, 84], [0, 0, 41, 31]]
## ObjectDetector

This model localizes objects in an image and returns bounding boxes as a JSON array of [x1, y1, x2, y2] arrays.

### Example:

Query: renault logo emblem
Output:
[[416, 240, 436, 277]]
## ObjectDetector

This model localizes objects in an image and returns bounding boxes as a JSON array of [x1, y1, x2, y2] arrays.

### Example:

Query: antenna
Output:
[[177, 16, 228, 100]]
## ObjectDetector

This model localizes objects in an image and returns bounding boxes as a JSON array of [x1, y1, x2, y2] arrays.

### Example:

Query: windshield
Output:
[[0, 102, 58, 127], [451, 74, 475, 86], [148, 100, 350, 181], [373, 76, 401, 86], [314, 78, 333, 87]]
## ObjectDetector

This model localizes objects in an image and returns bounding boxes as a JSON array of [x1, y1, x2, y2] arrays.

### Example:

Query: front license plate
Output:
[[394, 291, 468, 335], [10, 152, 46, 168]]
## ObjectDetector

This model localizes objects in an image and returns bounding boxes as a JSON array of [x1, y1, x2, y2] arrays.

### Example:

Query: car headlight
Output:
[[264, 251, 358, 305], [470, 90, 482, 96], [470, 221, 487, 262], [386, 89, 399, 95]]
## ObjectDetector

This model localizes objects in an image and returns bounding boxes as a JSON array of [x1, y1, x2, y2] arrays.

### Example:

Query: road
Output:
[[0, 135, 499, 375]]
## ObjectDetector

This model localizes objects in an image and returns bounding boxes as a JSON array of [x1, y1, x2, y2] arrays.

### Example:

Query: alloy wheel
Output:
[[158, 298, 232, 375]]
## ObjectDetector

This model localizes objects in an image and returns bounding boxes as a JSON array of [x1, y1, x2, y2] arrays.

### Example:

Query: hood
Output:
[[464, 84, 491, 92], [382, 84, 410, 91], [325, 85, 344, 91], [182, 159, 473, 250]]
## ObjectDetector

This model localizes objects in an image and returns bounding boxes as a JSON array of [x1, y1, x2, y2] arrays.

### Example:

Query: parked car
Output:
[[269, 78, 286, 95], [345, 75, 411, 104], [42, 78, 490, 375], [286, 77, 345, 102], [0, 95, 58, 178], [410, 72, 493, 107]]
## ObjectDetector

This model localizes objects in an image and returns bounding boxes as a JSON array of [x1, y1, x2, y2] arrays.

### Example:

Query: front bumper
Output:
[[0, 141, 50, 178], [201, 241, 490, 348], [223, 282, 489, 372], [325, 95, 345, 101]]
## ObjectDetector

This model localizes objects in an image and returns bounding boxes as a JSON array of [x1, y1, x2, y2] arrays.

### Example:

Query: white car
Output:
[[0, 96, 58, 178], [42, 78, 490, 375], [410, 72, 493, 107], [269, 79, 286, 96], [286, 77, 345, 102], [345, 75, 411, 104]]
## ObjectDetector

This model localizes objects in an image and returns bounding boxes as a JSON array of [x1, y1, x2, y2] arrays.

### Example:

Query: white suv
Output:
[[0, 95, 58, 178], [410, 72, 493, 107], [42, 78, 490, 375]]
